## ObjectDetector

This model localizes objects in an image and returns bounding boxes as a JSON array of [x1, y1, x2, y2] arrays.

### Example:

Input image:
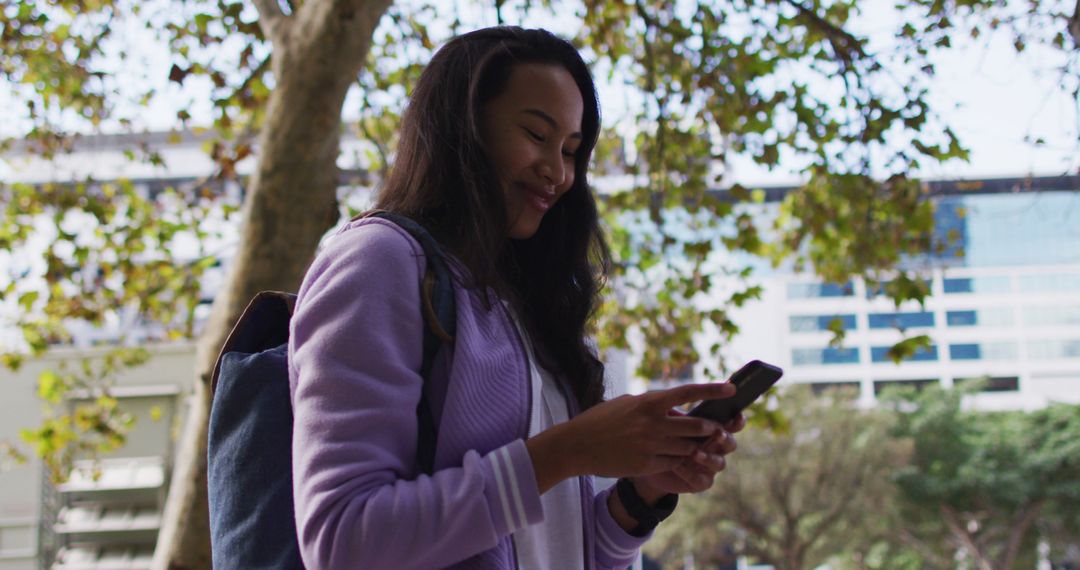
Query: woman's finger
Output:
[[648, 455, 686, 474], [672, 461, 700, 485], [655, 436, 702, 458], [703, 430, 737, 456], [723, 412, 747, 434], [660, 415, 720, 438], [678, 458, 717, 490], [653, 382, 735, 410], [692, 451, 727, 473]]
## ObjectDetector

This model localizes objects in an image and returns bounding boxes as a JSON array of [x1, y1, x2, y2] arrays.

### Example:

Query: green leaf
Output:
[[18, 291, 40, 310], [37, 370, 66, 404], [885, 335, 933, 364]]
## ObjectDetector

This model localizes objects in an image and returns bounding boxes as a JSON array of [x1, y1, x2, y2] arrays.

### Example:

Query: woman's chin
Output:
[[508, 225, 541, 240], [507, 214, 543, 240]]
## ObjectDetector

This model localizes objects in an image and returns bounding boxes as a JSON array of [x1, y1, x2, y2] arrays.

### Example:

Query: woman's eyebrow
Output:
[[521, 108, 583, 140]]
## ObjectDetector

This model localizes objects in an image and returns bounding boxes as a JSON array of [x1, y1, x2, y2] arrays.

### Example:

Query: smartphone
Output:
[[688, 359, 784, 424]]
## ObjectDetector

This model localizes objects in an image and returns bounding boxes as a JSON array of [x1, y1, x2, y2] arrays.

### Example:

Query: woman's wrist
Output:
[[525, 423, 581, 494]]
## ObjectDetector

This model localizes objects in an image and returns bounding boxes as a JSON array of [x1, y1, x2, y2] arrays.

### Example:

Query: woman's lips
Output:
[[519, 182, 556, 213]]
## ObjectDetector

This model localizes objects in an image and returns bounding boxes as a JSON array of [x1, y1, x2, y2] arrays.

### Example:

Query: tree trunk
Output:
[[1000, 502, 1043, 570], [940, 505, 994, 570], [152, 0, 393, 567]]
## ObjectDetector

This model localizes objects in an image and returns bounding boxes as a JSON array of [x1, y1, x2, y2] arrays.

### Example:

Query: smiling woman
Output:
[[281, 27, 746, 570]]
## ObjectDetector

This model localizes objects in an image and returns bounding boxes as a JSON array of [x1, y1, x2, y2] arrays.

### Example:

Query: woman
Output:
[[288, 26, 744, 569]]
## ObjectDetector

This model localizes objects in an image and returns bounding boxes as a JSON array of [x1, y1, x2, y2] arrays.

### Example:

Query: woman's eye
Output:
[[524, 128, 545, 142], [562, 149, 577, 159]]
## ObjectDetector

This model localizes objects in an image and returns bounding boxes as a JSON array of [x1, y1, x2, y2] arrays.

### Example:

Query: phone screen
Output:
[[687, 359, 783, 424]]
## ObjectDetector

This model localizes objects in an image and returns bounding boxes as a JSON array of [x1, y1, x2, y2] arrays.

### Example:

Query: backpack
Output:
[[206, 212, 456, 570]]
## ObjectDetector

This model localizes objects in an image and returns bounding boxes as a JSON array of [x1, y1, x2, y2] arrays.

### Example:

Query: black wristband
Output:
[[615, 478, 678, 537]]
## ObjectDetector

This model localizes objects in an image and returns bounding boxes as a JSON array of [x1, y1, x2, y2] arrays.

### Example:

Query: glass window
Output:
[[787, 281, 855, 299], [943, 278, 971, 294], [1028, 339, 1080, 360], [950, 343, 980, 360], [955, 376, 1020, 392], [792, 347, 860, 365], [984, 342, 1017, 360], [947, 310, 977, 326], [871, 344, 938, 363], [932, 198, 967, 264], [868, 312, 935, 329], [865, 278, 931, 300], [1019, 274, 1080, 293], [946, 308, 1013, 327], [789, 314, 857, 333], [873, 378, 938, 395], [949, 342, 1017, 361], [943, 276, 1011, 294], [950, 192, 1080, 267], [1024, 306, 1080, 327]]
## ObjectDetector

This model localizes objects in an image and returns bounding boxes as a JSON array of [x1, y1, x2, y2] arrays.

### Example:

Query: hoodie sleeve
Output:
[[288, 219, 543, 569], [590, 482, 652, 570]]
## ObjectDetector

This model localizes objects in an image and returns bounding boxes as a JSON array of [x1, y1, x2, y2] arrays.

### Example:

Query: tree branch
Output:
[[252, 0, 288, 43], [238, 54, 272, 98], [724, 475, 778, 548], [999, 501, 1044, 570], [939, 505, 993, 570], [896, 528, 952, 569], [778, 0, 869, 66], [1069, 0, 1080, 49]]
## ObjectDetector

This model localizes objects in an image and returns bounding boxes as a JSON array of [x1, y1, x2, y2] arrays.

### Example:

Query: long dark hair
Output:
[[375, 26, 610, 410]]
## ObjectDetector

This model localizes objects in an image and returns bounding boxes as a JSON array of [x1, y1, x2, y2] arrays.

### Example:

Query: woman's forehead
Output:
[[497, 63, 584, 133]]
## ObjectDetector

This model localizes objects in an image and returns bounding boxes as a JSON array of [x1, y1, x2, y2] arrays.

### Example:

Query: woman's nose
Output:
[[539, 152, 566, 186]]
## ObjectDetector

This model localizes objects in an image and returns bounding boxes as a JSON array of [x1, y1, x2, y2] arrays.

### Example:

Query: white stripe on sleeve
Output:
[[596, 523, 640, 559], [490, 449, 520, 530], [499, 446, 528, 529]]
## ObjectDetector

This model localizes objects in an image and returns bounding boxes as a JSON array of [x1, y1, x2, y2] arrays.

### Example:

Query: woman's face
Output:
[[479, 63, 584, 240]]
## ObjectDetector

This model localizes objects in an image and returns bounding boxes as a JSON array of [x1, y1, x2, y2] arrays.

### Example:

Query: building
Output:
[[0, 344, 191, 570], [654, 176, 1080, 411]]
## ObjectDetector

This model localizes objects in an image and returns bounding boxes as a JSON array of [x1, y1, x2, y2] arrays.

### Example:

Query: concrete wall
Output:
[[0, 343, 194, 568]]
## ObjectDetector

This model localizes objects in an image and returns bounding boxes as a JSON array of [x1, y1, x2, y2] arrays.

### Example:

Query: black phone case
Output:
[[688, 360, 783, 424]]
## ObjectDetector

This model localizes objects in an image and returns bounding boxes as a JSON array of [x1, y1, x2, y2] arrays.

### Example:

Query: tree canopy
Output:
[[883, 385, 1080, 570]]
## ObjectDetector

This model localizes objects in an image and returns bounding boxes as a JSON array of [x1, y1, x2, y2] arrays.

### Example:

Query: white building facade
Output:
[[675, 179, 1080, 411]]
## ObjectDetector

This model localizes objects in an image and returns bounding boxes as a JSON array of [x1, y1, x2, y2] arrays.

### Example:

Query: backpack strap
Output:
[[364, 211, 456, 475], [209, 291, 297, 396]]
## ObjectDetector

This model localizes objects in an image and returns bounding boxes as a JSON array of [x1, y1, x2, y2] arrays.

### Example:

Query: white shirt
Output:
[[507, 308, 586, 570]]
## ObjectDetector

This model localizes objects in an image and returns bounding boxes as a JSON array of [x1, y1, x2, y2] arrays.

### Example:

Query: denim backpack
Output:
[[206, 212, 456, 569]]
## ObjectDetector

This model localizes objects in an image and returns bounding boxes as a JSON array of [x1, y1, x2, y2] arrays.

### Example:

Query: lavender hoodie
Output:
[[288, 217, 649, 569]]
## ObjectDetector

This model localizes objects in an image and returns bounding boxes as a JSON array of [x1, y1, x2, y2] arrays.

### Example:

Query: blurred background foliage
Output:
[[646, 385, 1080, 569]]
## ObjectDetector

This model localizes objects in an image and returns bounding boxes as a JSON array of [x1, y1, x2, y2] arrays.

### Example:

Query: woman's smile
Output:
[[518, 182, 558, 213]]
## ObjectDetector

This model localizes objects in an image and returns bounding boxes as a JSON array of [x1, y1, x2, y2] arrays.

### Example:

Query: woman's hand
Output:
[[526, 383, 734, 494], [630, 412, 746, 502]]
